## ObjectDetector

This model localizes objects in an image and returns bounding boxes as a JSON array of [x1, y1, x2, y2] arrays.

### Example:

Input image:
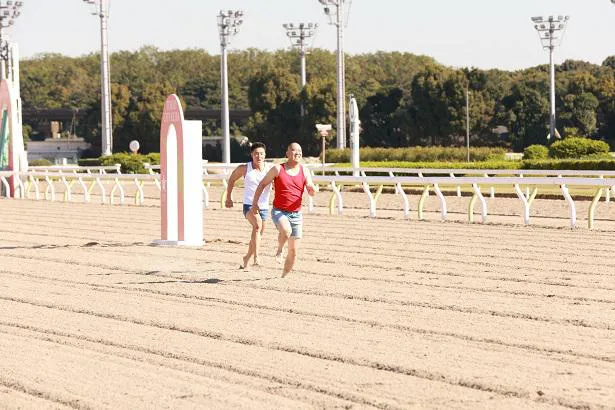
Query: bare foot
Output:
[[253, 256, 261, 266], [281, 268, 291, 278], [240, 255, 250, 270], [275, 252, 283, 264]]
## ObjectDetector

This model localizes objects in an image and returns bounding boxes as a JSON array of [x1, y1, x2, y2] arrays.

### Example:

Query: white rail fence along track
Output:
[[1, 164, 615, 229]]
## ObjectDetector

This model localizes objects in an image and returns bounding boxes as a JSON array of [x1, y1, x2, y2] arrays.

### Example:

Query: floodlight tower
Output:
[[283, 22, 318, 116], [0, 1, 23, 80], [83, 0, 112, 156], [317, 0, 350, 149], [531, 15, 570, 141], [218, 9, 244, 164]]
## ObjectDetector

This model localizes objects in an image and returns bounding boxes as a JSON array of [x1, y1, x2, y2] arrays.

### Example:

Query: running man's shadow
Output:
[[122, 276, 278, 285], [0, 241, 146, 250]]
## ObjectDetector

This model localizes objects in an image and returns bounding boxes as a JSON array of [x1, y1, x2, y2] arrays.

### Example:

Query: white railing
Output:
[[2, 167, 615, 229], [27, 164, 122, 174], [309, 174, 615, 229], [310, 166, 615, 204], [143, 162, 328, 207], [0, 170, 225, 207]]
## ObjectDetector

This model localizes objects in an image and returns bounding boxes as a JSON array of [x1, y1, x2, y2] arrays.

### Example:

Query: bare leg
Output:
[[242, 212, 262, 269], [282, 237, 299, 278], [275, 217, 291, 264], [254, 221, 266, 265]]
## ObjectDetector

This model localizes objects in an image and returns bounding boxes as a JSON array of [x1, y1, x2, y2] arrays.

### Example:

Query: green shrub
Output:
[[548, 137, 610, 159], [334, 159, 615, 171], [78, 153, 161, 173], [325, 147, 507, 163], [523, 144, 549, 160], [145, 152, 160, 165], [99, 152, 150, 174], [522, 159, 615, 170], [78, 158, 102, 167], [28, 158, 53, 167], [336, 161, 521, 170]]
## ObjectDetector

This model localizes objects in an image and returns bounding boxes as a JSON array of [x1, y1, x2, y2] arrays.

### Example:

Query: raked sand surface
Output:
[[1, 191, 615, 409]]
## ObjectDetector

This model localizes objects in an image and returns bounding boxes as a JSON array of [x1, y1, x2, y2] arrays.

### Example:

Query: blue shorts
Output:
[[243, 204, 269, 221], [271, 208, 303, 238]]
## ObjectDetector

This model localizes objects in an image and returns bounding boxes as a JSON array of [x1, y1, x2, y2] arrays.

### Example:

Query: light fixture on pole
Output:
[[316, 123, 331, 171], [217, 9, 244, 164], [282, 22, 318, 116], [0, 1, 23, 80], [317, 0, 351, 149], [531, 15, 569, 141], [83, 0, 113, 156]]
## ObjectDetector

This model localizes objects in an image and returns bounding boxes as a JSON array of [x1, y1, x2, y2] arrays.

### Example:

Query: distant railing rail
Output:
[[1, 166, 614, 229], [27, 164, 122, 174]]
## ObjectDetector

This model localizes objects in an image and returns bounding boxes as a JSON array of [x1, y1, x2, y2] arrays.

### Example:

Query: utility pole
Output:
[[0, 1, 22, 80], [531, 15, 569, 141], [283, 22, 318, 116], [466, 88, 470, 162], [83, 0, 113, 156], [317, 0, 350, 149], [217, 10, 244, 164]]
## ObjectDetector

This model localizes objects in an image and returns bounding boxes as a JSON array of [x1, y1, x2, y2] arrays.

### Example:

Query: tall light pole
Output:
[[83, 0, 112, 156], [317, 0, 350, 149], [282, 22, 318, 117], [217, 9, 243, 164], [465, 88, 470, 162], [0, 1, 23, 80], [531, 15, 569, 141]]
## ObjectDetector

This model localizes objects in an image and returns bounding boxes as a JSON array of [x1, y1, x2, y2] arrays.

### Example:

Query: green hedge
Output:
[[28, 158, 53, 166], [523, 144, 549, 160], [336, 161, 521, 170], [78, 153, 161, 174], [77, 158, 102, 167], [326, 147, 507, 163], [144, 153, 160, 164], [336, 159, 615, 171], [521, 159, 615, 170], [548, 137, 610, 159]]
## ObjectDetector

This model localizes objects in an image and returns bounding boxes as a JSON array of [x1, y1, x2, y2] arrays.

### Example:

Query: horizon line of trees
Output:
[[20, 46, 615, 158]]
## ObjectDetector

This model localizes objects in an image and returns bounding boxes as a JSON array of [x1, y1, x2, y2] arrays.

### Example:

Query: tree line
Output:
[[20, 46, 615, 158]]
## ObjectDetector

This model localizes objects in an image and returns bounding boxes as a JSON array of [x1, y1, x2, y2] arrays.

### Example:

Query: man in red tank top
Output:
[[251, 143, 318, 277]]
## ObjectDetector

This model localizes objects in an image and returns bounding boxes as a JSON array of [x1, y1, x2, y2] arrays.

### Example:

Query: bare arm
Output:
[[251, 165, 280, 211], [303, 167, 318, 196], [224, 165, 246, 208]]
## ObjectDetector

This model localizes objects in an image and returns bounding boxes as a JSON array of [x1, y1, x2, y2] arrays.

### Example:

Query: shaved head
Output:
[[288, 142, 301, 151]]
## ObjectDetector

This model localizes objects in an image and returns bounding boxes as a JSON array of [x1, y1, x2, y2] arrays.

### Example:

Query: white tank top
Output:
[[243, 161, 272, 209]]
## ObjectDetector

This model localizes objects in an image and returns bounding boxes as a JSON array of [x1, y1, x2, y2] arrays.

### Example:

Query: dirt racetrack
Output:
[[1, 190, 614, 409]]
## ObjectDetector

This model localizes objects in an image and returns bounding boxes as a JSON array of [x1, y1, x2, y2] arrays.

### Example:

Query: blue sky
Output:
[[11, 0, 615, 70]]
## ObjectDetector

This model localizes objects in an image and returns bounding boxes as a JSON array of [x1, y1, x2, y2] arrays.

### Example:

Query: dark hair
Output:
[[250, 142, 266, 152]]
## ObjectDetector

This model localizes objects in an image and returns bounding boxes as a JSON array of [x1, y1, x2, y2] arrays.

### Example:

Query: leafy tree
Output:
[[407, 67, 469, 146], [245, 66, 301, 156], [559, 92, 599, 137], [501, 84, 549, 149], [360, 88, 406, 147], [120, 81, 177, 153]]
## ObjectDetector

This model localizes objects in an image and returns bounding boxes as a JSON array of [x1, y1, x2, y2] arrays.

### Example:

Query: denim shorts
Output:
[[271, 208, 303, 238], [243, 204, 269, 220]]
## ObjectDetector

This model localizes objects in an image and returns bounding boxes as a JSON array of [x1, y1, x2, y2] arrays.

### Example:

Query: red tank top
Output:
[[273, 164, 306, 212]]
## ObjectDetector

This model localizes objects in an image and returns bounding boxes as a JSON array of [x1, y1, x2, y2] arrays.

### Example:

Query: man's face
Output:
[[251, 147, 265, 164], [286, 144, 303, 162]]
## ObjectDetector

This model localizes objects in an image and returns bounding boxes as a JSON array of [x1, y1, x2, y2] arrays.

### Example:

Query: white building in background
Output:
[[26, 137, 91, 164]]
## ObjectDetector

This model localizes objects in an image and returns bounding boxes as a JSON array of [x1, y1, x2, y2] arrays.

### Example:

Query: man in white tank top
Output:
[[225, 142, 272, 269]]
